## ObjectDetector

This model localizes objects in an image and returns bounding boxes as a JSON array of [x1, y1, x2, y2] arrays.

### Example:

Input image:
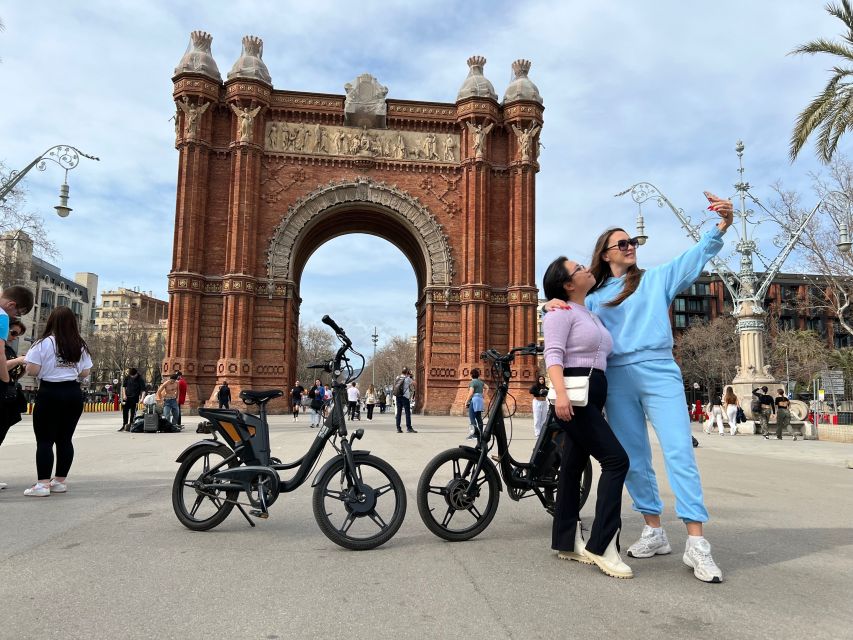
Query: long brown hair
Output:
[[38, 306, 89, 363], [724, 386, 737, 405], [590, 227, 644, 307]]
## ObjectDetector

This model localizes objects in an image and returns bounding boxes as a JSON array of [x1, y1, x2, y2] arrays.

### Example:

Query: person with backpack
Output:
[[393, 367, 417, 433], [308, 378, 324, 428], [23, 306, 92, 497], [119, 367, 146, 432]]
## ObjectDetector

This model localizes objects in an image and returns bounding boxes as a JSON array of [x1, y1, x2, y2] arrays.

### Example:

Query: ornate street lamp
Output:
[[616, 140, 852, 419], [0, 145, 100, 217]]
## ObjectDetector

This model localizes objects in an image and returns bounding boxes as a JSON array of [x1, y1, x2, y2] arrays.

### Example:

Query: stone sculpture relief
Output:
[[230, 103, 263, 142], [344, 73, 389, 128], [466, 121, 494, 160], [511, 123, 541, 162], [177, 97, 210, 139], [264, 121, 460, 163]]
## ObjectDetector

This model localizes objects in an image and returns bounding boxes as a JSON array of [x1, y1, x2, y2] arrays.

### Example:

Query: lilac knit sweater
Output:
[[542, 303, 613, 372]]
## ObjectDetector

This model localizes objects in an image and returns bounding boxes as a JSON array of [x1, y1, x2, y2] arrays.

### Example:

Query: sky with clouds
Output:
[[0, 1, 846, 351]]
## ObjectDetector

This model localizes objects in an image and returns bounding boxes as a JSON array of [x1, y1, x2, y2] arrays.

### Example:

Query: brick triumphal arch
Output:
[[165, 32, 544, 414]]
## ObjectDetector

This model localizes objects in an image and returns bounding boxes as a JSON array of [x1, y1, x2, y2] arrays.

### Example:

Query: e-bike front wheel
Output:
[[416, 447, 501, 542], [312, 454, 407, 550], [172, 444, 238, 531]]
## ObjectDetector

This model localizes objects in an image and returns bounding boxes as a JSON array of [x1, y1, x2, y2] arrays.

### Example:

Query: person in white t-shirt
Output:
[[346, 382, 360, 421], [23, 306, 92, 497]]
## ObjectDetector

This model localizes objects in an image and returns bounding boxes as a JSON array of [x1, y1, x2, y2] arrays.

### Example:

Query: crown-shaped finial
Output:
[[503, 58, 542, 105], [457, 55, 497, 101], [511, 59, 532, 77], [174, 30, 221, 81], [227, 34, 271, 84]]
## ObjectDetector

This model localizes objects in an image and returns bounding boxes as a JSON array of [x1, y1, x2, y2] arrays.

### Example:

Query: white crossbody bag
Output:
[[547, 307, 603, 408]]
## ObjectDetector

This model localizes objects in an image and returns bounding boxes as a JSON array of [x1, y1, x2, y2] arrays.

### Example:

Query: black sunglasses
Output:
[[605, 237, 640, 252], [9, 330, 21, 338]]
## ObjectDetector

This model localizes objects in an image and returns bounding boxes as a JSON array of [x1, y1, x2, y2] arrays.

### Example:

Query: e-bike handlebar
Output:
[[322, 315, 351, 346], [480, 343, 542, 364]]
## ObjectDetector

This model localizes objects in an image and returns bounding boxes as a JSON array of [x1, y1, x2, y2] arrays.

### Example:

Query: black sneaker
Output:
[[396, 428, 403, 433], [407, 428, 417, 433]]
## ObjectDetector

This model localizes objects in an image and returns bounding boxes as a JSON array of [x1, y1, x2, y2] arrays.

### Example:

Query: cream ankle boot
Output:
[[557, 522, 594, 564], [582, 530, 634, 579]]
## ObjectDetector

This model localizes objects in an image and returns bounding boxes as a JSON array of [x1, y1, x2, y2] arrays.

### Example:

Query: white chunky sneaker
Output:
[[557, 522, 594, 565], [24, 483, 50, 497], [627, 525, 672, 558], [49, 479, 67, 493], [683, 538, 723, 583], [582, 530, 633, 579]]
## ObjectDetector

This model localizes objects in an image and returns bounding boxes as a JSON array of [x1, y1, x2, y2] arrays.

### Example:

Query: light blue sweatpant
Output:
[[604, 358, 708, 523]]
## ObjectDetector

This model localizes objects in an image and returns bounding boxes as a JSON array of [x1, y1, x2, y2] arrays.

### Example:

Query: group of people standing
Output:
[[539, 190, 734, 583], [0, 285, 93, 498]]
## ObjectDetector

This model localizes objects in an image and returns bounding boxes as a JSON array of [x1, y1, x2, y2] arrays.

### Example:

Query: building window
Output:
[[41, 290, 55, 308], [674, 313, 687, 328], [72, 301, 83, 315], [674, 298, 686, 312], [57, 295, 70, 307]]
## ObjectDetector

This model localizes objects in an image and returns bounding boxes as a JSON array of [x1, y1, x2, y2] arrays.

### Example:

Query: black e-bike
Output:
[[172, 315, 407, 550], [416, 344, 593, 541]]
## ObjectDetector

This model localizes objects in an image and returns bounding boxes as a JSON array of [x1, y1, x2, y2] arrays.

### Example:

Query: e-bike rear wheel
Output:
[[172, 445, 238, 531], [416, 447, 501, 542], [312, 454, 407, 550], [541, 453, 593, 515]]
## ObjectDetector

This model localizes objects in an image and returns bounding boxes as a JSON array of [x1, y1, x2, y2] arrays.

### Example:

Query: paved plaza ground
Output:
[[1, 409, 851, 640]]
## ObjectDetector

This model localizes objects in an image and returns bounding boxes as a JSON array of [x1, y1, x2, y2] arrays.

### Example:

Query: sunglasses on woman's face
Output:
[[9, 330, 21, 338], [569, 264, 586, 278], [606, 237, 640, 252]]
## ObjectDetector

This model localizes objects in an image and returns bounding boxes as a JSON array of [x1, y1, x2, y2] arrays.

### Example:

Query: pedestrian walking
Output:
[[706, 393, 724, 435], [364, 384, 376, 420], [346, 382, 360, 421], [393, 367, 416, 433], [217, 381, 231, 409], [774, 388, 795, 440], [290, 381, 305, 422], [157, 375, 180, 425], [529, 375, 550, 437], [0, 319, 28, 490], [308, 378, 324, 428], [544, 190, 733, 583], [23, 306, 92, 497], [465, 369, 486, 440], [753, 386, 775, 439], [119, 367, 145, 432], [378, 387, 387, 414], [385, 384, 393, 409], [542, 256, 632, 578], [723, 386, 739, 436]]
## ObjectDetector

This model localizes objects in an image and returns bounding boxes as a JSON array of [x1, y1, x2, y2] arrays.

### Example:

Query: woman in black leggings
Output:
[[23, 307, 92, 497], [542, 256, 631, 579]]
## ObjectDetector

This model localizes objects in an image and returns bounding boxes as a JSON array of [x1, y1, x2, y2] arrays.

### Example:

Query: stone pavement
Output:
[[1, 410, 851, 640]]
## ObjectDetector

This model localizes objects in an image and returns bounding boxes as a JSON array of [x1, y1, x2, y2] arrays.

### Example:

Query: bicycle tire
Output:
[[172, 444, 238, 531], [312, 454, 407, 550], [417, 447, 501, 542]]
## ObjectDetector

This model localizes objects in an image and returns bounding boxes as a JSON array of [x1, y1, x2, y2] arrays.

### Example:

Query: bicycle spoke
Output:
[[476, 474, 488, 488], [324, 488, 346, 501], [183, 480, 196, 488], [202, 454, 210, 474], [427, 484, 447, 496], [189, 494, 205, 517], [367, 509, 387, 530], [340, 512, 357, 534], [452, 458, 461, 478], [467, 504, 483, 520], [441, 506, 456, 527], [375, 482, 393, 496]]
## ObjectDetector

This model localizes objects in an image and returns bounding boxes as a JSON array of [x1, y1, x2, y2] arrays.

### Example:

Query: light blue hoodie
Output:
[[586, 228, 725, 367]]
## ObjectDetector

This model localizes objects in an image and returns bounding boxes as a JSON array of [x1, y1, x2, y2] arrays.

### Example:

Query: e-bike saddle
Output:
[[240, 389, 284, 404]]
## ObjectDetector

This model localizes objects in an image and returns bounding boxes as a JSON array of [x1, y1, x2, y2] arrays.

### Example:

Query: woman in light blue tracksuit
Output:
[[547, 192, 733, 583]]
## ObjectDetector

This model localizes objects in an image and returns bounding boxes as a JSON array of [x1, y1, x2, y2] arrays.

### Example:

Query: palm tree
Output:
[[790, 1, 853, 163]]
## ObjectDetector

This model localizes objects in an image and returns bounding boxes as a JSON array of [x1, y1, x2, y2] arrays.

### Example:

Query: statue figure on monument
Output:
[[466, 121, 494, 160], [268, 122, 279, 148], [177, 97, 210, 139], [230, 103, 262, 143], [423, 133, 439, 160], [443, 135, 456, 162], [512, 123, 541, 162]]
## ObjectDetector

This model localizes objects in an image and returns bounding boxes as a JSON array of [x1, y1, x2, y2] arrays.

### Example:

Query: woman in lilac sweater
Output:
[[542, 256, 631, 579]]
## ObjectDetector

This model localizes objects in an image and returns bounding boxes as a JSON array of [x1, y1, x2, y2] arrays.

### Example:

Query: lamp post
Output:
[[617, 140, 852, 421], [371, 326, 379, 388], [0, 145, 100, 217]]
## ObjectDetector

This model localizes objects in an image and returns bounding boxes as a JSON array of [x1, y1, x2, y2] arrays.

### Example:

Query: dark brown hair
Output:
[[590, 228, 644, 307], [38, 306, 89, 363], [2, 285, 34, 316], [724, 386, 737, 405]]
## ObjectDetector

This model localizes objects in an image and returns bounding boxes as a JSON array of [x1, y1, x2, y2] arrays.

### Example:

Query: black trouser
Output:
[[122, 396, 139, 426], [32, 381, 84, 479], [348, 401, 358, 420], [395, 396, 411, 429], [292, 402, 300, 418], [552, 368, 629, 556], [366, 404, 374, 419], [218, 400, 229, 409]]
